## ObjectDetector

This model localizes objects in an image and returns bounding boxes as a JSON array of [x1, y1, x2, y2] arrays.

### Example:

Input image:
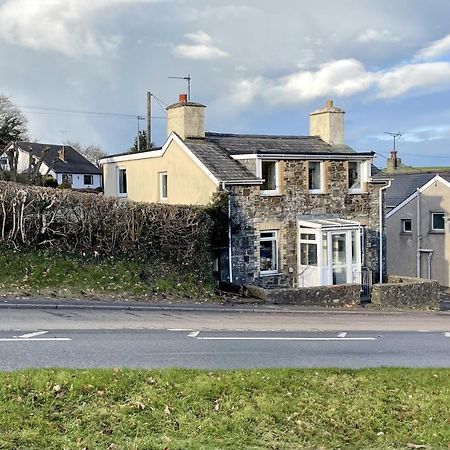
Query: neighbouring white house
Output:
[[1, 142, 102, 189]]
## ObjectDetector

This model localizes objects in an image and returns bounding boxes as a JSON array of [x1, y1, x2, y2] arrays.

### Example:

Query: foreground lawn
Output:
[[0, 368, 449, 449], [0, 249, 213, 299]]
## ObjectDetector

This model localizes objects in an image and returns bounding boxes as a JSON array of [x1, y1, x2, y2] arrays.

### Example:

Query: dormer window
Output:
[[260, 160, 278, 194]]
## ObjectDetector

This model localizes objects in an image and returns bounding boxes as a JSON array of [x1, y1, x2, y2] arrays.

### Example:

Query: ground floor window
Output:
[[84, 174, 93, 185], [118, 168, 127, 195], [300, 233, 318, 265], [260, 231, 278, 274], [62, 174, 72, 185]]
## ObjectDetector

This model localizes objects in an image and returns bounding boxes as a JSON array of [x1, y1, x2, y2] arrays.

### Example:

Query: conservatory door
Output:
[[331, 233, 348, 284]]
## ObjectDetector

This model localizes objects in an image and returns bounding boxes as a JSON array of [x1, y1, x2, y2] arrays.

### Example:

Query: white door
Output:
[[331, 232, 348, 284]]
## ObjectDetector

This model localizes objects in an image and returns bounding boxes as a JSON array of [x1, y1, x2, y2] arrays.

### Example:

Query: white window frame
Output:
[[259, 230, 279, 275], [257, 159, 279, 196], [401, 218, 412, 233], [431, 212, 445, 232], [308, 161, 325, 193], [159, 171, 168, 201], [348, 160, 370, 194], [299, 232, 319, 266], [117, 168, 127, 197]]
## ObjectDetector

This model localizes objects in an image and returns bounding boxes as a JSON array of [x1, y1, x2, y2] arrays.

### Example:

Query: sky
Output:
[[1, 0, 450, 168]]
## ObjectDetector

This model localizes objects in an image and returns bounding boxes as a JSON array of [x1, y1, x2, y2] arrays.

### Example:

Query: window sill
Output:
[[400, 232, 412, 236], [260, 191, 282, 197], [348, 190, 368, 195], [118, 193, 128, 198], [260, 271, 282, 277], [429, 230, 445, 234], [308, 190, 326, 195]]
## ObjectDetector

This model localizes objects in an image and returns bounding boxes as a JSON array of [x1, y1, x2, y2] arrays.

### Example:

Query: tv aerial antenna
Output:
[[168, 74, 191, 100], [384, 131, 402, 151]]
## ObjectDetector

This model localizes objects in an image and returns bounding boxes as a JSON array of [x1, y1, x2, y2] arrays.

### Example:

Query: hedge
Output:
[[0, 181, 217, 269]]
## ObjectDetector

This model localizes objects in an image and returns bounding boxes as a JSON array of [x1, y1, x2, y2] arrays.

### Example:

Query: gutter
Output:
[[232, 153, 374, 161], [379, 179, 392, 283], [416, 187, 421, 277], [221, 182, 233, 283]]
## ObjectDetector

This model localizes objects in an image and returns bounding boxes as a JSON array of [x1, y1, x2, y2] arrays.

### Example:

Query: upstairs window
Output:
[[118, 168, 127, 196], [348, 161, 362, 190], [159, 172, 168, 201], [84, 174, 93, 185], [261, 160, 277, 193], [431, 212, 445, 232], [308, 161, 323, 192], [260, 231, 278, 274]]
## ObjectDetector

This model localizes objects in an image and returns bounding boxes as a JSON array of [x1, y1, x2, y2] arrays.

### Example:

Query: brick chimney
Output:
[[309, 100, 345, 146], [386, 150, 402, 173], [166, 94, 206, 140]]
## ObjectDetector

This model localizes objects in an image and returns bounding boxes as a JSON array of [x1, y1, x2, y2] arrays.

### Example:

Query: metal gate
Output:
[[353, 268, 372, 303]]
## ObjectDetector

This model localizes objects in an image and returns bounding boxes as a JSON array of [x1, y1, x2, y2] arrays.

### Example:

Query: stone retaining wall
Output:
[[246, 283, 360, 307], [371, 275, 439, 309]]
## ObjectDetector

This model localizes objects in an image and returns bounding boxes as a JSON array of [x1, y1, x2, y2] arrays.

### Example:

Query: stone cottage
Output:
[[100, 95, 388, 288]]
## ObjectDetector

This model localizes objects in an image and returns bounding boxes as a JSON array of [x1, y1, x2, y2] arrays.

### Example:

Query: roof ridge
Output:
[[206, 132, 321, 140]]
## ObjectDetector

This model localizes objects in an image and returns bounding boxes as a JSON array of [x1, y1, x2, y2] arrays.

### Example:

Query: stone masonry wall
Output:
[[229, 160, 383, 288], [268, 283, 360, 307], [371, 275, 439, 309]]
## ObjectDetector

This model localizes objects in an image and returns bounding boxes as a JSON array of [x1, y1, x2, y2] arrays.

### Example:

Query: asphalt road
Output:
[[0, 307, 449, 369]]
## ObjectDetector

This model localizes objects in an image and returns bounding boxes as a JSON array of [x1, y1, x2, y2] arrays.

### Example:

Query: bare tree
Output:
[[67, 141, 107, 167]]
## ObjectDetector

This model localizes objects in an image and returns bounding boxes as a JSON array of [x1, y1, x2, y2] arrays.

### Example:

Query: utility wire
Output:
[[19, 107, 165, 120], [151, 93, 168, 107]]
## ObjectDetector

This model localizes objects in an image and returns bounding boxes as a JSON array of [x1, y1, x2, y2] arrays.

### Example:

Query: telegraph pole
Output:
[[146, 92, 152, 150]]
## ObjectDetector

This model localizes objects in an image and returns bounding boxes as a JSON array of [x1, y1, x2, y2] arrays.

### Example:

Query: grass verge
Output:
[[0, 248, 214, 300], [0, 368, 449, 449]]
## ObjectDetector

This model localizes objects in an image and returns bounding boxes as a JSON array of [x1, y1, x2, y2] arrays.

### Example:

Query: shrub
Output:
[[42, 175, 58, 188]]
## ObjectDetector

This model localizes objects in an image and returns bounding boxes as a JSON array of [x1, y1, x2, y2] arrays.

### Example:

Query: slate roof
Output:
[[384, 171, 450, 208], [16, 142, 101, 175], [184, 138, 260, 183], [205, 132, 372, 156]]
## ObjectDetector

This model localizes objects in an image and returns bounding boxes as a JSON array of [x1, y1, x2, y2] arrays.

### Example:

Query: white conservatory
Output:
[[297, 219, 363, 287]]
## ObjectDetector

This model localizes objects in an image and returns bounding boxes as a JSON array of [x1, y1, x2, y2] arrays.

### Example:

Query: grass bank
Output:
[[0, 368, 449, 449], [0, 248, 214, 301]]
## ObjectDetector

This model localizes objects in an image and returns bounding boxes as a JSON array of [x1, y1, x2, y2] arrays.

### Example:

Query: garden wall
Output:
[[371, 275, 439, 309], [246, 283, 360, 307]]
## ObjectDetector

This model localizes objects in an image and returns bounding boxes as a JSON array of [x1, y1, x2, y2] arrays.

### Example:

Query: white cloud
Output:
[[357, 28, 401, 43], [0, 0, 159, 57], [231, 59, 375, 106], [377, 62, 450, 98], [230, 59, 450, 107], [414, 33, 450, 60], [172, 30, 228, 60]]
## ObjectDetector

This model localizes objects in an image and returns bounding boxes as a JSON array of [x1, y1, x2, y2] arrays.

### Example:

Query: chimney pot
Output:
[[179, 94, 188, 103], [326, 100, 333, 108]]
